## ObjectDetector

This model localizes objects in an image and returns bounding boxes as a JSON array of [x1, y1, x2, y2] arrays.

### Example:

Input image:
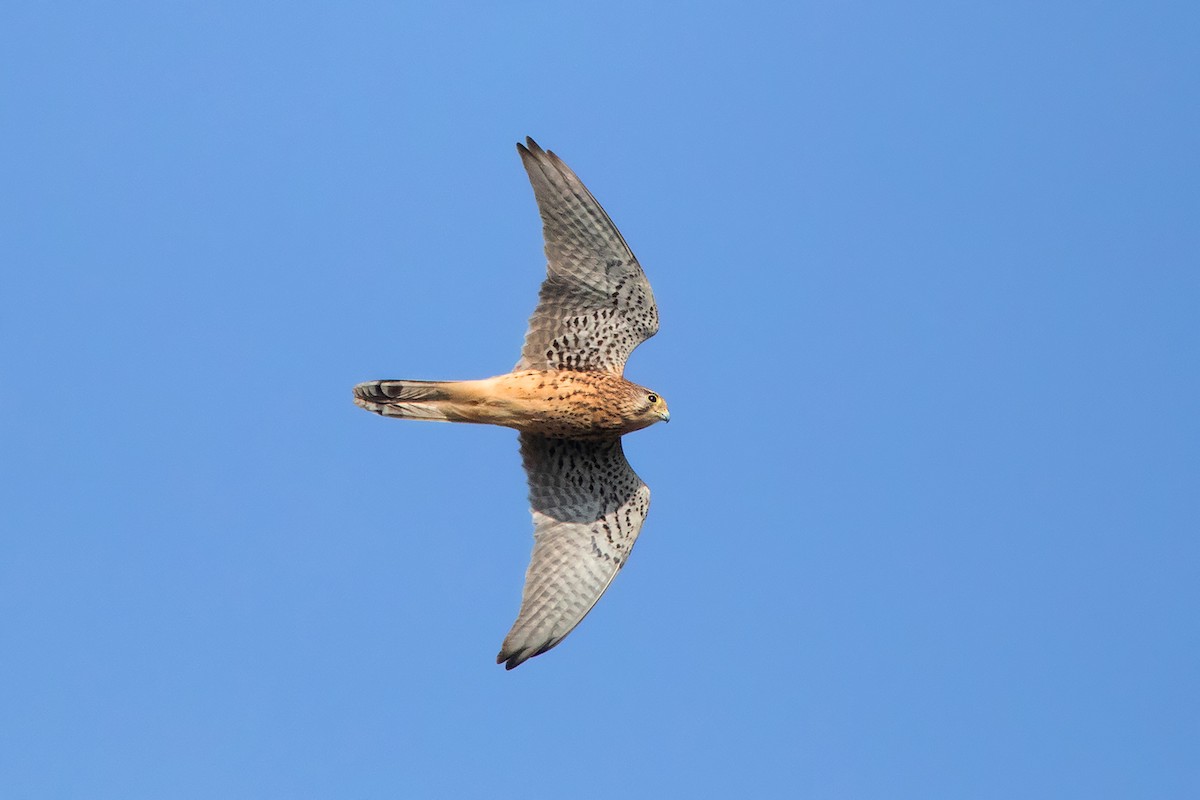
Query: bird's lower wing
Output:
[[498, 434, 651, 669]]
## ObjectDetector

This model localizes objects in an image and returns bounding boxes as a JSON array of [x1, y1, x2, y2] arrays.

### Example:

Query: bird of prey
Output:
[[353, 138, 668, 669]]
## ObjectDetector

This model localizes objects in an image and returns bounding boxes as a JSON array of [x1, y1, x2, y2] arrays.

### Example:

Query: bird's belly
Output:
[[463, 372, 640, 439]]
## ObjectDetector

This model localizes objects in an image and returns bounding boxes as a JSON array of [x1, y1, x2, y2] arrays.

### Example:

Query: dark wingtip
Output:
[[518, 137, 551, 163], [496, 635, 561, 670], [498, 638, 546, 670], [516, 137, 540, 167]]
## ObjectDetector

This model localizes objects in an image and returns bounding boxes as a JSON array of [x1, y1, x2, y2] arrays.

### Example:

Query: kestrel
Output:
[[354, 138, 668, 669]]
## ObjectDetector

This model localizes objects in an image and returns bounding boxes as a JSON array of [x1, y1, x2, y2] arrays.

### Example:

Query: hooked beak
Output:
[[659, 410, 671, 423]]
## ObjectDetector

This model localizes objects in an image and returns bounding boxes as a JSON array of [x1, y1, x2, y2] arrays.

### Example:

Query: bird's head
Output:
[[637, 388, 670, 427]]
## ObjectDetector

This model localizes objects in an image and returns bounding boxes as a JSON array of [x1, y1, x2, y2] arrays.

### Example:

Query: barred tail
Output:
[[353, 379, 467, 422]]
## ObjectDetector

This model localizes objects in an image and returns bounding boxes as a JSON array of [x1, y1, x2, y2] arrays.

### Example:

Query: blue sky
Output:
[[2, 2, 1197, 797]]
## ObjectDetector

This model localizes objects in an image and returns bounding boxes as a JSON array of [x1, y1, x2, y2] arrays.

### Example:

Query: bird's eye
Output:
[[647, 394, 658, 404]]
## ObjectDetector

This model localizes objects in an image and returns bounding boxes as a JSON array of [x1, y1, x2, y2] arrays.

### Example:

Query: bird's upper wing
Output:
[[498, 433, 651, 669], [514, 138, 659, 374]]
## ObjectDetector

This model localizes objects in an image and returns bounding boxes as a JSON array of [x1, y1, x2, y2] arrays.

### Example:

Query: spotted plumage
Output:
[[353, 138, 667, 669]]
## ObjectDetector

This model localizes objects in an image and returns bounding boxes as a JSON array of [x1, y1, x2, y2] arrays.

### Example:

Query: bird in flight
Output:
[[353, 138, 668, 669]]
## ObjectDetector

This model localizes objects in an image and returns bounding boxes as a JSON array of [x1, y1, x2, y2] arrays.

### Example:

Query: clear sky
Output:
[[3, 2, 1197, 797]]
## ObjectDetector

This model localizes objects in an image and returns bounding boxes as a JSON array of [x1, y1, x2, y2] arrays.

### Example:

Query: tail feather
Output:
[[353, 379, 462, 421]]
